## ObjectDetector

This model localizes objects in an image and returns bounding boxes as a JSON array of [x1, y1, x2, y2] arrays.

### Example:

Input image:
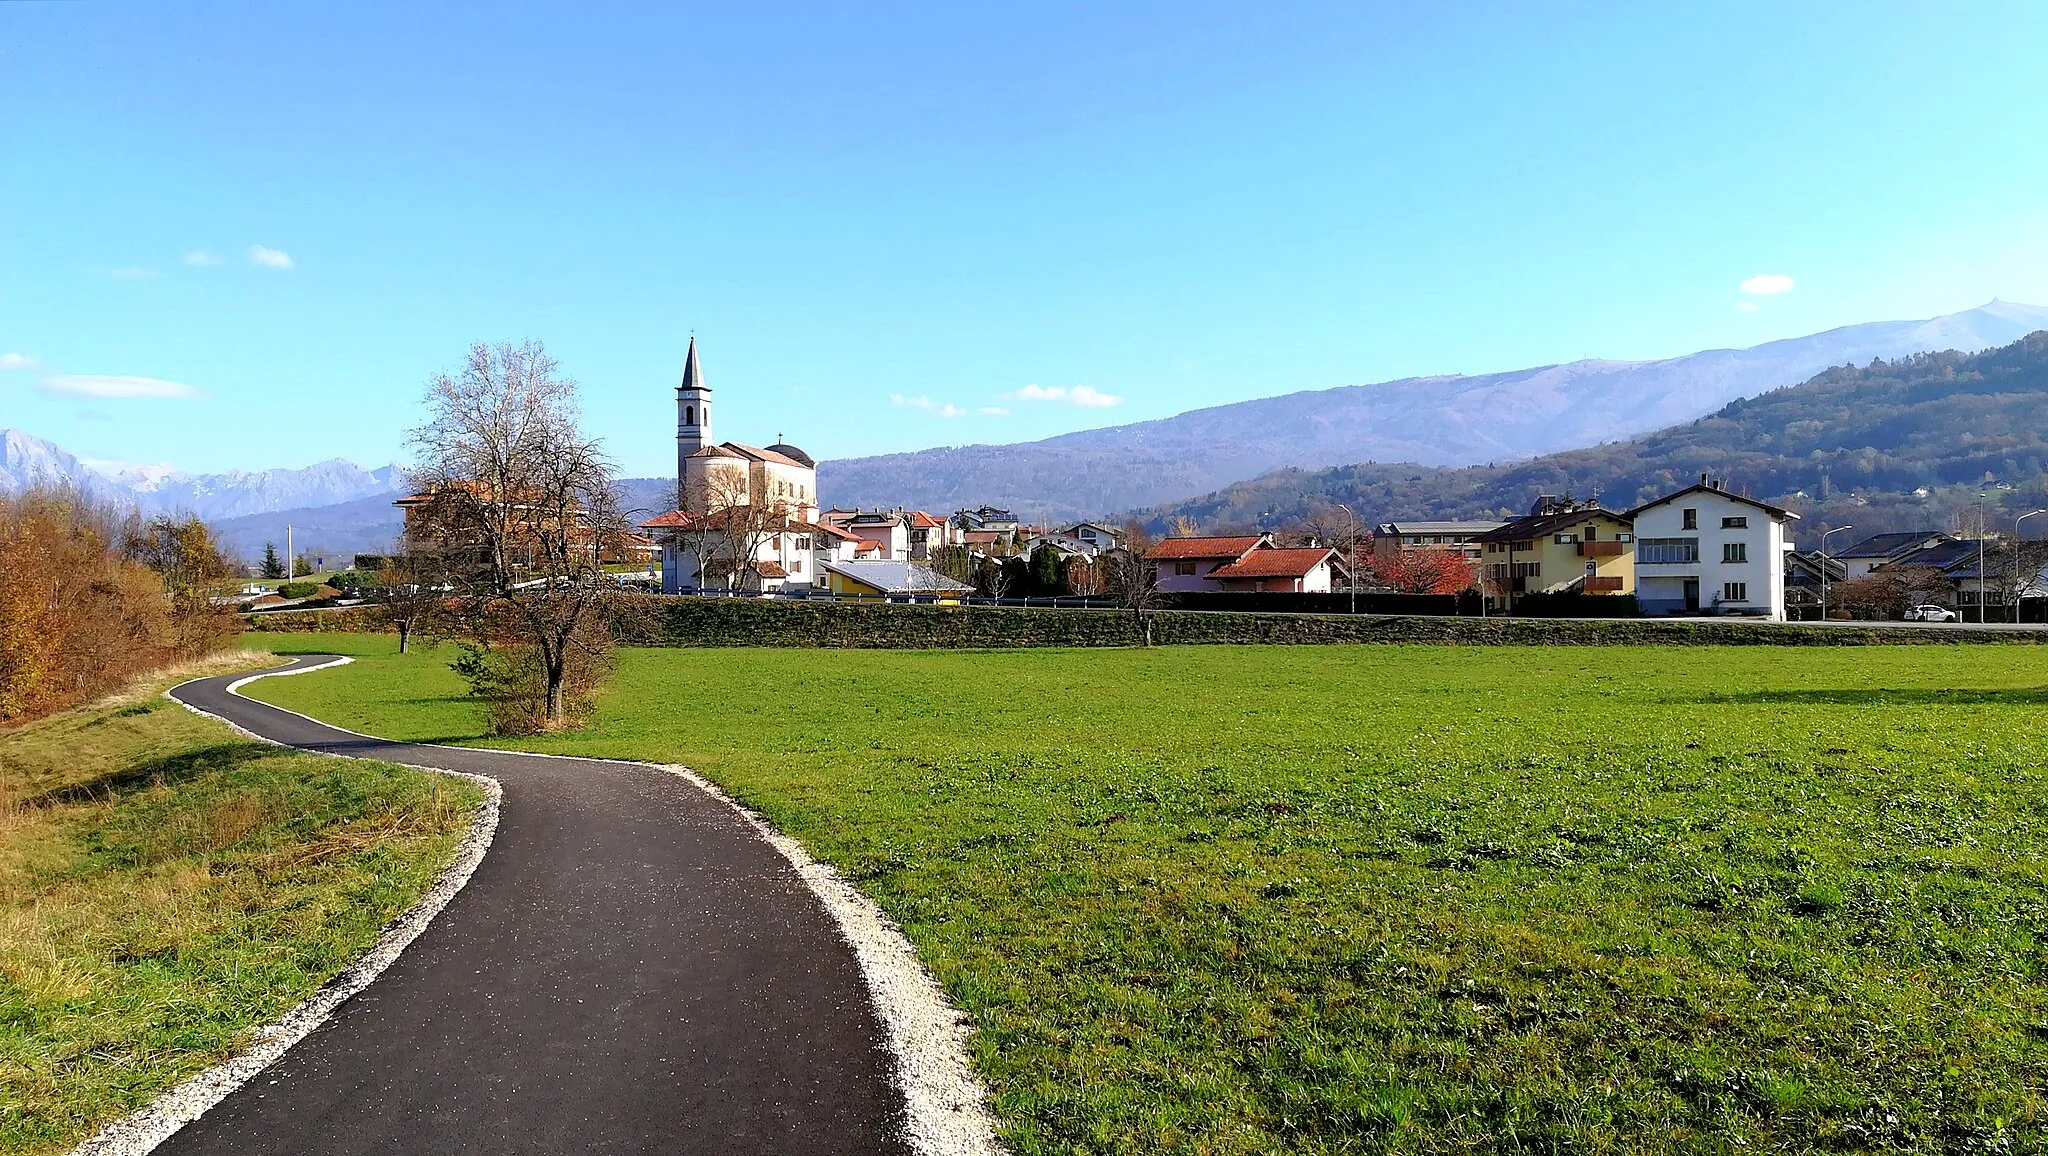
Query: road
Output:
[[159, 656, 908, 1156]]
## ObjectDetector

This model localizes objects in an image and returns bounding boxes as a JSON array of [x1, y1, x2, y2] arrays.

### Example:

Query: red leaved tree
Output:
[[1371, 548, 1475, 595]]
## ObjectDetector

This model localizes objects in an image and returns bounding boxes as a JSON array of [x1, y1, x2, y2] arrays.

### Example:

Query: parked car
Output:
[[1903, 604, 1957, 622]]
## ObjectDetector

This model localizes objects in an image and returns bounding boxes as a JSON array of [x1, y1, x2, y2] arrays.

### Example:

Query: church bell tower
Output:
[[676, 336, 711, 489]]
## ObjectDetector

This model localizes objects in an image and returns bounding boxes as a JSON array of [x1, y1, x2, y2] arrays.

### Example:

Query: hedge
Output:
[[242, 596, 2048, 647]]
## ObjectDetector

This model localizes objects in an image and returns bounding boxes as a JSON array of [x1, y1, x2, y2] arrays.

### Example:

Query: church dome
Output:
[[766, 442, 816, 468]]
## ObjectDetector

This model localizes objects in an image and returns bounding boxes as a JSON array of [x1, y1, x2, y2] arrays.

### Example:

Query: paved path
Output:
[[161, 656, 908, 1156]]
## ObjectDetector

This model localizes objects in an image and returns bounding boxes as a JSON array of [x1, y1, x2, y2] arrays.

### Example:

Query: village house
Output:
[[1144, 534, 1348, 593], [1023, 521, 1125, 562], [820, 559, 974, 601], [1628, 477, 1798, 619], [1370, 519, 1505, 563], [1145, 534, 1272, 592], [1472, 502, 1635, 600], [1830, 531, 1955, 579]]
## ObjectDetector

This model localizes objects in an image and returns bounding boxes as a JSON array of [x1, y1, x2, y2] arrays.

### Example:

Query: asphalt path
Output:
[[161, 655, 908, 1156]]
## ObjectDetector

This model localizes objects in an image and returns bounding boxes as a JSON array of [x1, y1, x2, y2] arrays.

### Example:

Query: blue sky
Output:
[[4, 2, 2047, 477]]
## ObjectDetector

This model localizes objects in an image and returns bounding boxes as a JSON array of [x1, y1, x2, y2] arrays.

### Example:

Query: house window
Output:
[[1721, 516, 1748, 528], [1512, 561, 1542, 578], [792, 558, 803, 573], [1638, 537, 1699, 564], [795, 536, 811, 550], [1724, 582, 1748, 602], [1617, 533, 1634, 543], [1175, 561, 1197, 575], [1722, 542, 1748, 563], [1584, 525, 1597, 541], [1682, 509, 1698, 530]]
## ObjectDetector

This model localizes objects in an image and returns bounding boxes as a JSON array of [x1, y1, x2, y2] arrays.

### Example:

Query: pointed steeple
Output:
[[677, 335, 709, 394]]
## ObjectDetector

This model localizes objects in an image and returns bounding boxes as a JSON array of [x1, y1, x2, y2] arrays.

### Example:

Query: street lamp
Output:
[[1819, 524, 1852, 622], [1336, 503, 1360, 615], [2017, 509, 2047, 625]]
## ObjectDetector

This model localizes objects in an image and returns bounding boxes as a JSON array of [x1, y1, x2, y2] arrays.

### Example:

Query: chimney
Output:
[[1700, 472, 1710, 485]]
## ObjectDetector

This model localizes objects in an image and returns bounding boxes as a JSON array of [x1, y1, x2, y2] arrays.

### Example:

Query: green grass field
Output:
[[0, 655, 483, 1155], [249, 633, 2048, 1154]]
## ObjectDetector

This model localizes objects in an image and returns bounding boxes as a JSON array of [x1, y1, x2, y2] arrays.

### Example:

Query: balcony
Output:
[[1578, 541, 1626, 558], [1584, 576, 1625, 592]]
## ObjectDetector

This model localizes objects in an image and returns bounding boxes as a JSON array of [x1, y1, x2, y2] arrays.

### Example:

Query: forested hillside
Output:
[[1137, 332, 2048, 547]]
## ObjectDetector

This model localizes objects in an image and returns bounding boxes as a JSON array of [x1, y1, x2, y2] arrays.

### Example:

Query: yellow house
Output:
[[821, 559, 974, 603], [1474, 505, 1635, 601]]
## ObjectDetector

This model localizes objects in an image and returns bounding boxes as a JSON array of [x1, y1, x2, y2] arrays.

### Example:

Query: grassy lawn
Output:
[[0, 654, 484, 1155], [250, 633, 2048, 1154]]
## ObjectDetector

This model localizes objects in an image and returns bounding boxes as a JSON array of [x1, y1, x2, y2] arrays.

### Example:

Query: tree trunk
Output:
[[397, 621, 410, 654], [543, 649, 567, 723]]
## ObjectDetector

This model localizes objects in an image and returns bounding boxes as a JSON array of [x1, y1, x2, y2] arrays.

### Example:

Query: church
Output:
[[671, 336, 820, 520], [640, 338, 859, 593]]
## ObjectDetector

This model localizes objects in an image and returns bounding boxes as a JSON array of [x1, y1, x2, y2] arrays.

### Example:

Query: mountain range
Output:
[[816, 301, 2048, 520], [0, 429, 407, 521], [1136, 331, 2048, 548]]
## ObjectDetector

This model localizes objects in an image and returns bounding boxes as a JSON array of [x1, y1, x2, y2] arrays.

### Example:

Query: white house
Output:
[[1627, 479, 1798, 619], [1025, 521, 1126, 562]]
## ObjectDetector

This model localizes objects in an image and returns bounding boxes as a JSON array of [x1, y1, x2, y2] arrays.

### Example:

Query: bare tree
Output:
[[406, 340, 627, 726], [371, 533, 446, 654], [1102, 547, 1166, 647]]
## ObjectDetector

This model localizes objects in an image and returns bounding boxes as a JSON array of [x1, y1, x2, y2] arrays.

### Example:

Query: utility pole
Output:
[[1820, 524, 1852, 623], [1336, 502, 1360, 615], [1977, 500, 1988, 624]]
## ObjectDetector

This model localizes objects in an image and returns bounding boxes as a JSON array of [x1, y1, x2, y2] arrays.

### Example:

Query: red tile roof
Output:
[[639, 509, 697, 528], [854, 540, 882, 554], [756, 561, 789, 578], [907, 511, 945, 529], [1207, 547, 1335, 579], [1144, 535, 1265, 562]]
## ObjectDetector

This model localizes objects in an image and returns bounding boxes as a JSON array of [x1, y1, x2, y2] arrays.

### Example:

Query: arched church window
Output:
[[685, 405, 695, 426]]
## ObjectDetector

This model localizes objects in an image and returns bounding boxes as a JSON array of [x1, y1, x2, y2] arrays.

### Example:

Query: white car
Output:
[[1903, 604, 1957, 622]]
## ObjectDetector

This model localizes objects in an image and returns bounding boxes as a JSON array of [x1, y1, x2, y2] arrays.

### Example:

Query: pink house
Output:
[[1145, 534, 1271, 592]]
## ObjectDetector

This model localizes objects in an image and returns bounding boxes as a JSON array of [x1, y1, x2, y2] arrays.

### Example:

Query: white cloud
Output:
[[40, 374, 205, 400], [977, 406, 1011, 417], [1005, 382, 1122, 408], [185, 250, 224, 266], [249, 244, 294, 270], [0, 352, 37, 371], [890, 393, 964, 417], [1736, 301, 1760, 314], [108, 266, 161, 279], [1739, 273, 1795, 296]]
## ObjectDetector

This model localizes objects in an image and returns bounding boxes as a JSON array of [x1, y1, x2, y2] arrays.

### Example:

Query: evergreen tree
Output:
[[260, 541, 285, 579]]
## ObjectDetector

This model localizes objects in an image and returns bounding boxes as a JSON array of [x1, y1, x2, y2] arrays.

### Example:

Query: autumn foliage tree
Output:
[[0, 486, 241, 723], [1369, 548, 1476, 595]]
